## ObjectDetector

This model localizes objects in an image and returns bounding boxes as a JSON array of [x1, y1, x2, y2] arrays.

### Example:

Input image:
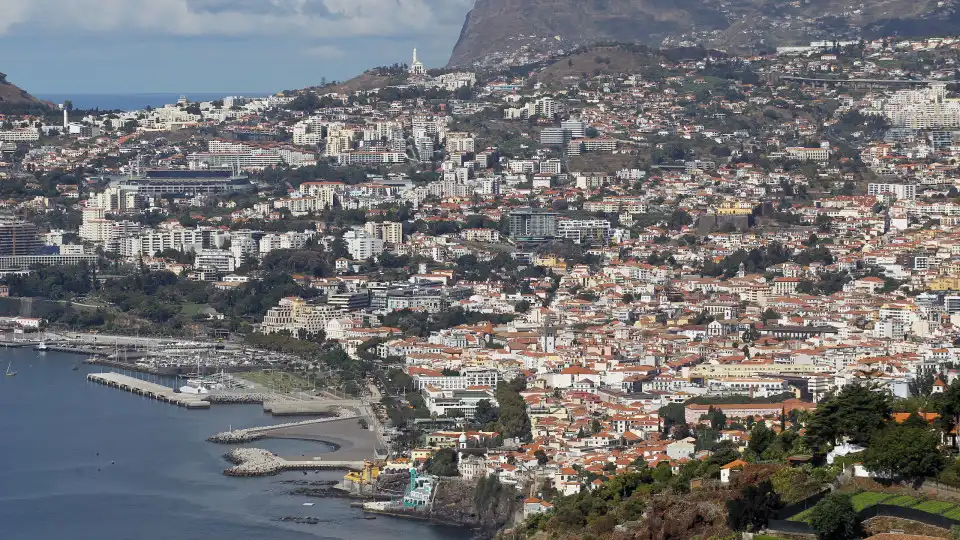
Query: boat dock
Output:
[[86, 372, 211, 409]]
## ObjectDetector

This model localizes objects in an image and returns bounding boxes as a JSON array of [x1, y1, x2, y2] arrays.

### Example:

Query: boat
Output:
[[6, 361, 17, 377], [302, 503, 315, 507], [35, 341, 47, 351], [72, 363, 80, 371], [178, 378, 211, 395], [179, 357, 207, 394]]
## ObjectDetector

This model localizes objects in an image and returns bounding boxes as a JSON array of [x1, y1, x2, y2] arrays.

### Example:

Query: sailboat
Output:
[[6, 361, 17, 377], [179, 357, 210, 395]]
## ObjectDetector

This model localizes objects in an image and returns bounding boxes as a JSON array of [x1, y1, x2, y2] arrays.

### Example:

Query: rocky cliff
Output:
[[447, 0, 954, 68]]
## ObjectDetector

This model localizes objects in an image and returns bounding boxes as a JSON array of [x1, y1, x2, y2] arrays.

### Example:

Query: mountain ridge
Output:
[[447, 0, 954, 68], [0, 73, 48, 114]]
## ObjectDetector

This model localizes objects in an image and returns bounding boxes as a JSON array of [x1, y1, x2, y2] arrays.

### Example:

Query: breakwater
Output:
[[222, 448, 365, 477], [207, 414, 356, 444], [86, 373, 211, 409], [87, 372, 280, 409], [205, 394, 271, 405]]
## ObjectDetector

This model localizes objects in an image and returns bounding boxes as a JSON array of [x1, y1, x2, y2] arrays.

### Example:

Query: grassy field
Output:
[[179, 303, 211, 316], [237, 370, 315, 393], [851, 491, 891, 511], [789, 491, 960, 523], [914, 500, 955, 514], [943, 506, 960, 520]]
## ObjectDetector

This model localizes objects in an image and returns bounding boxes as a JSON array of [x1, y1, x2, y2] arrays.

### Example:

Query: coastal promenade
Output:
[[86, 372, 211, 408]]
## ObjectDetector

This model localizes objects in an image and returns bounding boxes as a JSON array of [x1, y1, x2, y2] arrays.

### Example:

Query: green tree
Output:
[[809, 492, 861, 540], [705, 406, 727, 430], [863, 423, 945, 480], [726, 480, 781, 532], [425, 448, 459, 476], [748, 423, 777, 457], [474, 399, 500, 425], [940, 379, 960, 448], [495, 376, 532, 440], [805, 382, 891, 454]]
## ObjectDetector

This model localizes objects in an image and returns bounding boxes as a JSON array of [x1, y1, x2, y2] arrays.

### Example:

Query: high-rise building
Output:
[[868, 183, 917, 200], [557, 219, 612, 245], [561, 118, 586, 139], [540, 127, 567, 145], [343, 230, 385, 260], [365, 221, 404, 245], [0, 220, 40, 256], [508, 209, 558, 241]]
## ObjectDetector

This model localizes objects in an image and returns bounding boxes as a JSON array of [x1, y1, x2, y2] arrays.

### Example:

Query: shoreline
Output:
[[361, 505, 488, 532]]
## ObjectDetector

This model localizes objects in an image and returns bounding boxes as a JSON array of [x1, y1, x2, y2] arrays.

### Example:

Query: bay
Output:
[[0, 349, 467, 540]]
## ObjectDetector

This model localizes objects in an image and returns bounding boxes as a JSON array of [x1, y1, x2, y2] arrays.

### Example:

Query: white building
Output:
[[868, 183, 917, 200], [343, 230, 384, 260], [194, 249, 235, 273]]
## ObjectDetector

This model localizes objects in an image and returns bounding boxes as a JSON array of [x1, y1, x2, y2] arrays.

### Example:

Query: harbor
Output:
[[2, 330, 305, 376]]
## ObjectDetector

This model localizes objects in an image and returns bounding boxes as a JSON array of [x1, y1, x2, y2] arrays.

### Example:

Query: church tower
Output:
[[410, 48, 426, 76]]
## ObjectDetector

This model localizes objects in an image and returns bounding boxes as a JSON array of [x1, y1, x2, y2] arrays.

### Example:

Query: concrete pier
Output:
[[207, 414, 356, 443], [86, 372, 211, 409]]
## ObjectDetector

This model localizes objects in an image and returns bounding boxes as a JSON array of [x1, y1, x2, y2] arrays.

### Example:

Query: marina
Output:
[[2, 349, 466, 540]]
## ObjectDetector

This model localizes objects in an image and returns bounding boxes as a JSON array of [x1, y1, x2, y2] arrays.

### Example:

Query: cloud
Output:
[[303, 44, 345, 58], [0, 0, 474, 39]]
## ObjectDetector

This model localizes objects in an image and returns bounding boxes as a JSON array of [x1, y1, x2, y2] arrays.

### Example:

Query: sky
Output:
[[0, 0, 475, 94]]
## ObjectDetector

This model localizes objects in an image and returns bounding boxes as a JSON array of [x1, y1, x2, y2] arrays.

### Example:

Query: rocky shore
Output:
[[223, 448, 287, 476], [220, 447, 364, 477], [274, 516, 329, 525], [205, 394, 271, 405]]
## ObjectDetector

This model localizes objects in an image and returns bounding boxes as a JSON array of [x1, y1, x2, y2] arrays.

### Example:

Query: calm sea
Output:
[[34, 93, 269, 112], [0, 349, 466, 540]]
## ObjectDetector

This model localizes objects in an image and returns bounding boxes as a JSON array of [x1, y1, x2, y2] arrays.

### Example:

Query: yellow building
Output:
[[412, 448, 436, 462], [342, 460, 382, 493], [715, 201, 754, 216], [533, 254, 568, 270], [929, 276, 960, 291]]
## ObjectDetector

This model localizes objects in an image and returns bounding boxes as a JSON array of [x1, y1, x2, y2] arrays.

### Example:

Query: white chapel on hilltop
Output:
[[409, 48, 426, 76]]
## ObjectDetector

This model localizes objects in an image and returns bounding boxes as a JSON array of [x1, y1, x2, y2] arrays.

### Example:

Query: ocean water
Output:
[[0, 349, 467, 540], [34, 93, 269, 112]]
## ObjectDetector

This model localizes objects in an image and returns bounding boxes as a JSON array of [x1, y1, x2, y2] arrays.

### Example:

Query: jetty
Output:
[[86, 372, 211, 409], [208, 414, 356, 443], [223, 448, 365, 476]]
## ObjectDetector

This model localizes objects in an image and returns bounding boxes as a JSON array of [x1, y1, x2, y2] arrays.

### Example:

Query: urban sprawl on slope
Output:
[[6, 38, 960, 538]]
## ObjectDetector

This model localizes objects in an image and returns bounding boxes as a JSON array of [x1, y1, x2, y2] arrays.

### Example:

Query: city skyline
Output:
[[0, 0, 474, 93]]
